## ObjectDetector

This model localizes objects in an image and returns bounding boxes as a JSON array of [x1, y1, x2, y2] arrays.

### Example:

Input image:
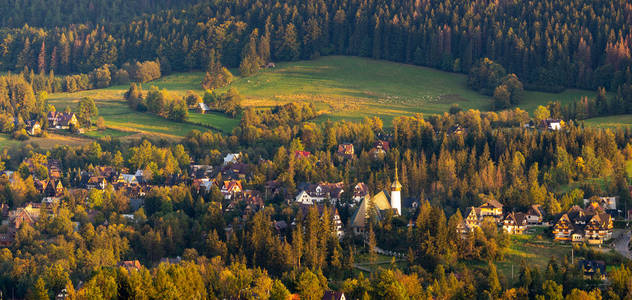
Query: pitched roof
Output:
[[481, 199, 503, 209], [322, 291, 345, 300], [351, 191, 392, 228]]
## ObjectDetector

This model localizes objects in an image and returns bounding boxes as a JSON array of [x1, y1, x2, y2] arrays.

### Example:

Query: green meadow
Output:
[[46, 55, 599, 139], [583, 115, 632, 128]]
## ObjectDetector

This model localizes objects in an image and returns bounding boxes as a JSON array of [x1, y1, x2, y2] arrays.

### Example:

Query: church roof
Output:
[[350, 191, 392, 228]]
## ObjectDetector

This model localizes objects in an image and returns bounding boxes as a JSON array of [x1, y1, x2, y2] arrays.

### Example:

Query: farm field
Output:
[[46, 56, 598, 139]]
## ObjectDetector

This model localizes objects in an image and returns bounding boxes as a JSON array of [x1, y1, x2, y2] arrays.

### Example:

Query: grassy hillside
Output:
[[46, 56, 598, 139], [220, 56, 596, 125], [583, 115, 632, 128], [46, 77, 236, 140]]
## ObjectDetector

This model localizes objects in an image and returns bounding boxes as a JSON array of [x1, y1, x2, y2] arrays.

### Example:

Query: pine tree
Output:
[[27, 277, 49, 300], [37, 41, 46, 74]]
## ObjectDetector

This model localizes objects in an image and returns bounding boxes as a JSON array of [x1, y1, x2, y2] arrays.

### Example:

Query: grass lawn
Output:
[[583, 115, 632, 128]]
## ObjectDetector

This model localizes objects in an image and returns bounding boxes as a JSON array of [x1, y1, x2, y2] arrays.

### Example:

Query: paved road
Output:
[[613, 229, 632, 260]]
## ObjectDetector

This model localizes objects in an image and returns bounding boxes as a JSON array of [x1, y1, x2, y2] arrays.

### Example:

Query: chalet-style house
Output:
[[526, 204, 546, 224], [580, 260, 606, 280], [35, 179, 64, 197], [47, 111, 78, 129], [546, 119, 562, 130], [457, 199, 504, 234], [502, 212, 528, 234], [86, 176, 107, 190], [225, 190, 264, 214], [352, 183, 369, 204], [193, 178, 217, 193], [116, 173, 139, 186], [336, 143, 355, 159], [322, 291, 346, 300], [583, 196, 617, 210], [552, 204, 613, 244], [223, 153, 242, 165], [190, 164, 214, 179], [369, 140, 390, 159], [478, 199, 504, 220], [197, 102, 211, 114], [118, 260, 142, 272], [25, 120, 41, 136], [7, 203, 42, 231], [294, 150, 312, 159], [221, 180, 243, 199], [295, 182, 344, 205], [448, 124, 465, 135], [221, 162, 249, 180]]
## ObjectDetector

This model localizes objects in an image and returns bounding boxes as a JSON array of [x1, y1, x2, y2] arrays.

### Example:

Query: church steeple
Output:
[[391, 161, 402, 191], [390, 161, 402, 215]]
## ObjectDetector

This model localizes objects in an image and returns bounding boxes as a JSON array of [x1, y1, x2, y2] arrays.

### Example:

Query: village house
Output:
[[116, 173, 139, 186], [7, 203, 42, 231], [352, 183, 369, 205], [580, 260, 606, 280], [197, 102, 211, 114], [457, 200, 504, 234], [336, 143, 355, 159], [583, 196, 617, 211], [221, 180, 243, 200], [478, 199, 504, 220], [295, 182, 344, 205], [294, 150, 312, 159], [369, 140, 390, 159], [448, 124, 465, 135], [86, 176, 108, 190], [221, 162, 249, 180], [225, 190, 264, 214], [502, 212, 528, 234], [190, 164, 214, 179], [35, 179, 64, 197], [526, 204, 546, 224], [552, 204, 613, 244], [25, 120, 41, 136], [322, 291, 346, 300], [546, 119, 563, 130], [47, 111, 78, 129], [223, 153, 242, 165], [193, 178, 217, 193], [118, 260, 142, 272]]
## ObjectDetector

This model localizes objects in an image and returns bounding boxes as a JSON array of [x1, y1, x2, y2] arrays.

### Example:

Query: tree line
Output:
[[0, 0, 630, 93]]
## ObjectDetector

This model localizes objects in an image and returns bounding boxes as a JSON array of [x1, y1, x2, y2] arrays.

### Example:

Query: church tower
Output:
[[391, 162, 402, 215]]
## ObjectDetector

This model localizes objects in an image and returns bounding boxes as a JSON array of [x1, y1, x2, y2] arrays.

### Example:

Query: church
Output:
[[350, 166, 402, 235]]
